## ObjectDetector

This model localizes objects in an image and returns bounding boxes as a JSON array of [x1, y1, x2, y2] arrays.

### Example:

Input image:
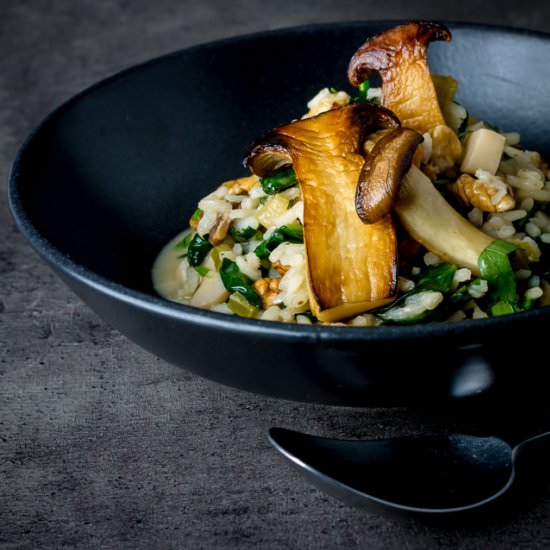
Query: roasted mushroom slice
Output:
[[245, 103, 400, 322], [348, 21, 450, 134], [356, 127, 424, 224], [348, 21, 462, 175]]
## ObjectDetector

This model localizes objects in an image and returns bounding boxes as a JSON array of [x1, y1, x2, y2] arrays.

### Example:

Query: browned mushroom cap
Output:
[[348, 21, 451, 134], [246, 103, 400, 176], [356, 127, 424, 224], [245, 103, 400, 322]]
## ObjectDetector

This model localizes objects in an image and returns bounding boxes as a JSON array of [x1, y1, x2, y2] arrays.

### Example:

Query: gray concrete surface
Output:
[[2, 1, 550, 548]]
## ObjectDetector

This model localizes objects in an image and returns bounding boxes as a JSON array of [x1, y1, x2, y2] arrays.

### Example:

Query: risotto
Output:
[[153, 21, 549, 326]]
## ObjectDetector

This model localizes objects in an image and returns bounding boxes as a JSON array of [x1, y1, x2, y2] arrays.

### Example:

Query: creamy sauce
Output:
[[152, 230, 191, 303]]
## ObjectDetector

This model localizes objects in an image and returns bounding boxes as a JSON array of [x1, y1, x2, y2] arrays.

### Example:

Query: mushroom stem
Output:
[[395, 165, 494, 275]]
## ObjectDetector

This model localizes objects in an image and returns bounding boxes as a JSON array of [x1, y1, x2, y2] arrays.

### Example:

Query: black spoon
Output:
[[268, 427, 550, 514]]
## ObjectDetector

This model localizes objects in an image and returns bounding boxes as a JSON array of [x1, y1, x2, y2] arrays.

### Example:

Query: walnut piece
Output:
[[272, 261, 290, 276], [208, 212, 231, 245], [451, 173, 515, 212], [223, 175, 259, 195], [252, 277, 281, 309]]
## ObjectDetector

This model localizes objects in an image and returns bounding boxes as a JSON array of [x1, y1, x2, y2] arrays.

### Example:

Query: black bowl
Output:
[[8, 21, 550, 406]]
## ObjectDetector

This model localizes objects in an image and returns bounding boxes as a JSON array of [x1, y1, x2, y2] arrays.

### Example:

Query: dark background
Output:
[[2, 1, 550, 548]]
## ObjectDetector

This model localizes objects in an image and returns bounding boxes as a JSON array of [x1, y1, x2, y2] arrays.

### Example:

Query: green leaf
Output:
[[416, 263, 457, 293], [194, 265, 210, 277], [254, 224, 304, 259], [190, 208, 203, 222], [478, 240, 518, 306], [175, 231, 193, 250], [375, 263, 457, 324], [230, 226, 259, 242], [187, 234, 213, 266], [219, 258, 261, 308], [260, 167, 297, 195], [351, 80, 370, 103], [375, 263, 457, 323], [490, 300, 519, 316]]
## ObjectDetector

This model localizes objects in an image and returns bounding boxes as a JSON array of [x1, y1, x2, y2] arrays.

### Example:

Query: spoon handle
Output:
[[512, 431, 550, 457]]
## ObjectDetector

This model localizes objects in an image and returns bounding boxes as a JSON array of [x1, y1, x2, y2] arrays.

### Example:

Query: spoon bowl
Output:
[[268, 428, 550, 514]]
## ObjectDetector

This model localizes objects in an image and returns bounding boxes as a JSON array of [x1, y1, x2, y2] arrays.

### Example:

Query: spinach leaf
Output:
[[230, 226, 260, 242], [490, 300, 519, 316], [219, 258, 261, 308], [478, 240, 518, 307], [254, 224, 304, 259], [194, 265, 210, 277], [351, 80, 379, 104], [187, 233, 212, 266], [416, 263, 458, 292], [375, 263, 457, 323], [260, 167, 297, 195]]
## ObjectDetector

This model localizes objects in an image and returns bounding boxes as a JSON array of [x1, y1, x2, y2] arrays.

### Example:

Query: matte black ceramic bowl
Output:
[[8, 21, 550, 406]]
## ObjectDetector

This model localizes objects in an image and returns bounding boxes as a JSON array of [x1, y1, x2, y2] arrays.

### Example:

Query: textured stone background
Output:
[[2, 1, 550, 548]]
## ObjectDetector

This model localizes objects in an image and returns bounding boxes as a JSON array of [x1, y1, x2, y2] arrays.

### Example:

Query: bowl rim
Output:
[[8, 19, 550, 344]]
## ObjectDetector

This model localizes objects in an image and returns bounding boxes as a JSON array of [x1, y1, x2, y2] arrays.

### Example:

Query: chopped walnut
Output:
[[208, 212, 231, 245], [423, 124, 462, 179], [223, 175, 260, 195], [252, 277, 281, 309], [451, 173, 515, 212], [272, 261, 290, 276]]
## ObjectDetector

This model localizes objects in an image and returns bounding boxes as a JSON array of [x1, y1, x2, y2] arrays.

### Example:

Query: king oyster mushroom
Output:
[[245, 103, 418, 322], [348, 21, 462, 177], [351, 21, 495, 275]]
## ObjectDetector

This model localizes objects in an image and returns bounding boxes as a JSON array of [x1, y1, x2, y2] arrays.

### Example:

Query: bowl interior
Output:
[[12, 21, 550, 297]]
